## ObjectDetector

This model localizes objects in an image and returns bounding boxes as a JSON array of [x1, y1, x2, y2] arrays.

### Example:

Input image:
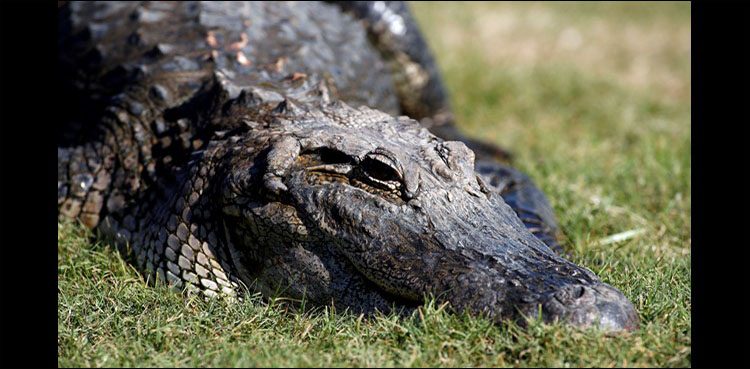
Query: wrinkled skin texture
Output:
[[57, 1, 639, 332]]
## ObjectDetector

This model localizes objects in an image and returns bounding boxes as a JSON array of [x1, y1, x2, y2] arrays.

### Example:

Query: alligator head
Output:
[[216, 98, 639, 332]]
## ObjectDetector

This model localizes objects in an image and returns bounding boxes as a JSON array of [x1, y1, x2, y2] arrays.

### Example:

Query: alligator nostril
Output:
[[541, 283, 639, 332], [553, 284, 588, 303]]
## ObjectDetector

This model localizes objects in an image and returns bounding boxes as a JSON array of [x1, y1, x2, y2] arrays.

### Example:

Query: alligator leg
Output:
[[58, 117, 140, 229], [57, 87, 165, 230], [475, 160, 564, 254]]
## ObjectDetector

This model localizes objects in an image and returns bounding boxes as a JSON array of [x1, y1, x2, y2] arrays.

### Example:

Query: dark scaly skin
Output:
[[57, 1, 638, 331]]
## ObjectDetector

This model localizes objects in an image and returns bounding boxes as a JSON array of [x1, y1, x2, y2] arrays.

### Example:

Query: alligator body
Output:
[[57, 1, 639, 331]]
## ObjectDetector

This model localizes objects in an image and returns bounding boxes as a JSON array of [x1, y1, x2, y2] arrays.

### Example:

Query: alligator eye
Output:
[[360, 151, 403, 189]]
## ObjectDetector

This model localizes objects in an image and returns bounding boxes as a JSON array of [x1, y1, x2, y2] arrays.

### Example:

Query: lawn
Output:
[[58, 2, 691, 367]]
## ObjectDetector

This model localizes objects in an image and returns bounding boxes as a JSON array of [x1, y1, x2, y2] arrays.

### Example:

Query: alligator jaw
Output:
[[285, 153, 639, 332]]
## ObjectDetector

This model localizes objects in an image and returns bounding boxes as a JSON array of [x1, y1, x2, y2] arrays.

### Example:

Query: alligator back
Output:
[[58, 1, 400, 118]]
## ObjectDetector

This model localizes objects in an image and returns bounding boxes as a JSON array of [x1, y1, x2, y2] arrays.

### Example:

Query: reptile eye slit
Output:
[[361, 157, 402, 184]]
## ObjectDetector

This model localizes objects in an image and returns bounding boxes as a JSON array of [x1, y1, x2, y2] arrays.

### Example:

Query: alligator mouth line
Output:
[[360, 274, 426, 314], [220, 202, 425, 315]]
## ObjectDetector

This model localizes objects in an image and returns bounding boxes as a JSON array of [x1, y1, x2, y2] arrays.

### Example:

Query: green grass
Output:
[[58, 2, 691, 367]]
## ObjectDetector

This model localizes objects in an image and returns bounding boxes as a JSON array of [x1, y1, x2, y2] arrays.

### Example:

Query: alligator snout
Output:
[[540, 283, 639, 332]]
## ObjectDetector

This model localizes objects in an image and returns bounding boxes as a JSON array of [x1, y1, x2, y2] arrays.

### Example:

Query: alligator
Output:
[[57, 1, 639, 332]]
